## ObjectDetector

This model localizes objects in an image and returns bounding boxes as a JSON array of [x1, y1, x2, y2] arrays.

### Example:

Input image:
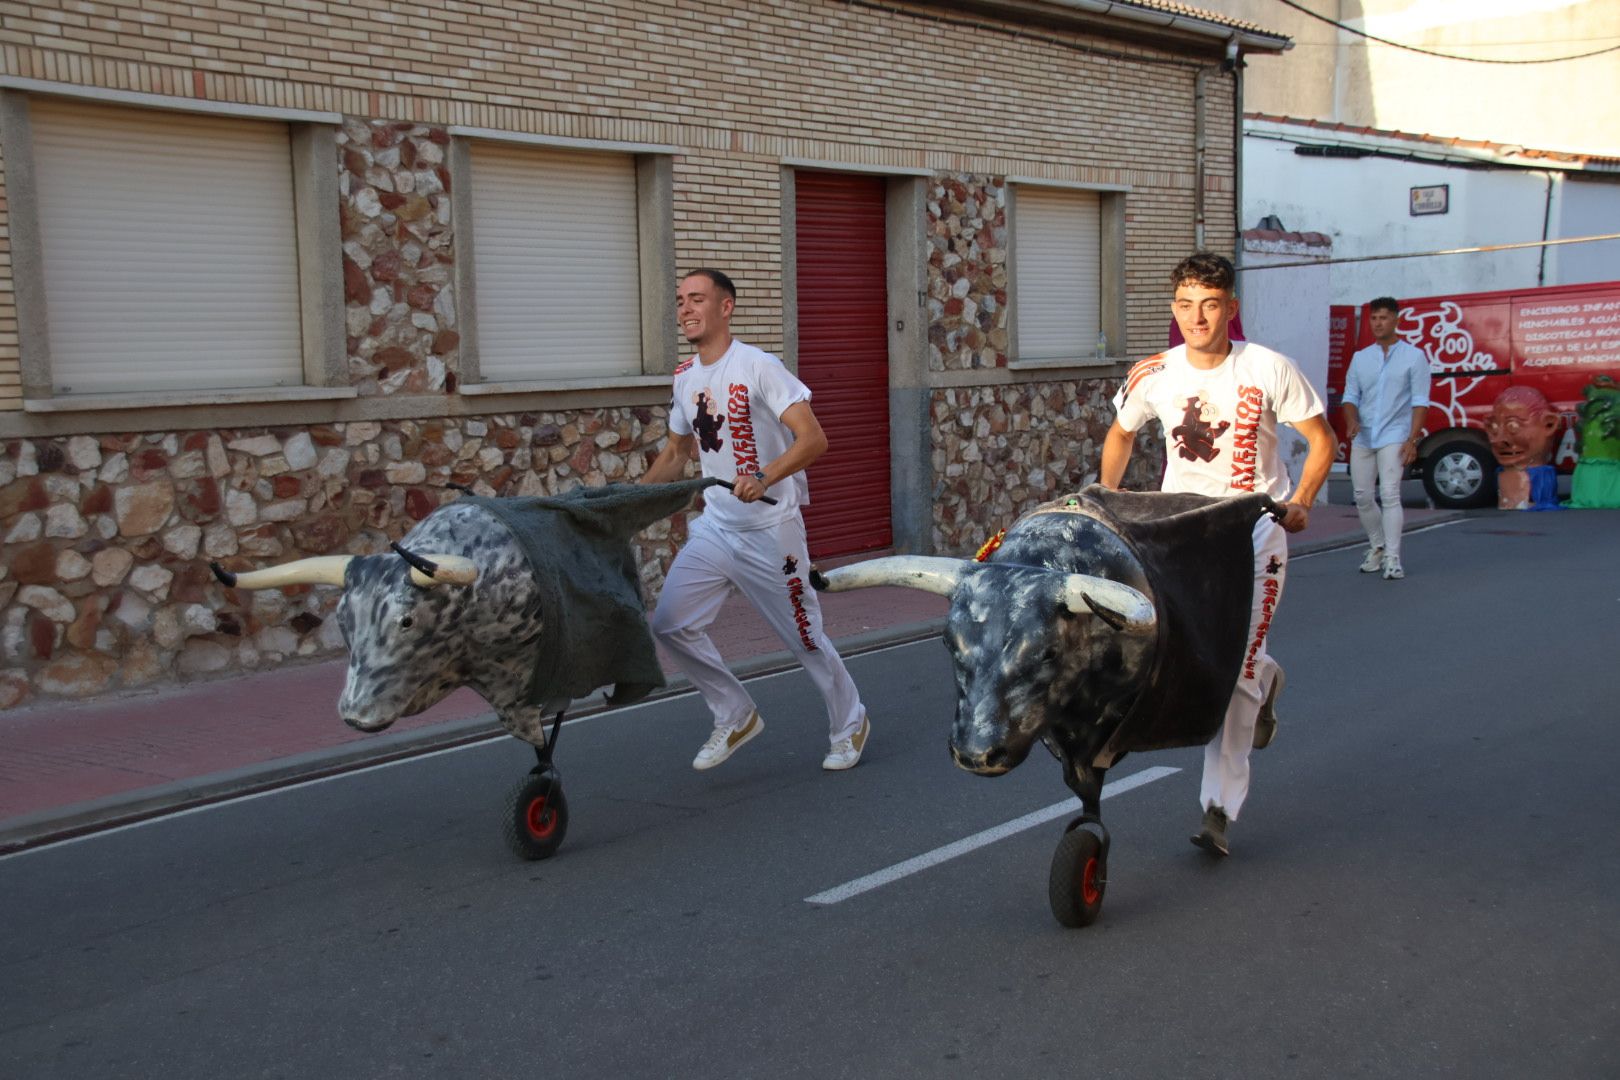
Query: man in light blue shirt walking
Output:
[[1342, 296, 1430, 580]]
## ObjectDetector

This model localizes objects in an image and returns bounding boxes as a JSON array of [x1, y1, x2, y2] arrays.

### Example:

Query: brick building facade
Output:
[[0, 0, 1286, 707]]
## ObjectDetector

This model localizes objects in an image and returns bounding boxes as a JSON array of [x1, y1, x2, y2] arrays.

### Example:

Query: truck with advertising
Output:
[[1326, 280, 1620, 508]]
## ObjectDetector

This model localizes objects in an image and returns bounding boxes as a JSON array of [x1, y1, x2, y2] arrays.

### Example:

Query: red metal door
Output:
[[794, 171, 892, 559]]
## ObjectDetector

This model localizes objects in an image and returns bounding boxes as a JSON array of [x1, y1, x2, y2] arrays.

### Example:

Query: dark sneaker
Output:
[[1252, 665, 1285, 750], [1191, 805, 1230, 857], [693, 710, 763, 771]]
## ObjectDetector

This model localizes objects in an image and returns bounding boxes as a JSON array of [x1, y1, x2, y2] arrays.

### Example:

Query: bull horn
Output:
[[818, 556, 969, 597], [392, 544, 478, 588], [209, 556, 353, 590], [1058, 576, 1156, 636]]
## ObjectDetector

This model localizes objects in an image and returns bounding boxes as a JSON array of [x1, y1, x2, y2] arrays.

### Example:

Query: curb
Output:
[[0, 617, 949, 856]]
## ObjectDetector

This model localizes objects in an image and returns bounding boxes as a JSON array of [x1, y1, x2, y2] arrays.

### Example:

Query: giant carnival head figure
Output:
[[1486, 386, 1561, 470]]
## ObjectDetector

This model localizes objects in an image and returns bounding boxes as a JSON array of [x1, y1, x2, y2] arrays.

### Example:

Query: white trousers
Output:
[[1200, 516, 1287, 820], [1350, 443, 1406, 557], [650, 513, 865, 743]]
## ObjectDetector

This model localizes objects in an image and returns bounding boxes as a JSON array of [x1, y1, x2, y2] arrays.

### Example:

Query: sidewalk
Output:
[[0, 497, 1459, 852]]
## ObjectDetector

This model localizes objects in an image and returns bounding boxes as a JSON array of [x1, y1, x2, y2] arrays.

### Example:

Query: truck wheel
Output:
[[502, 771, 569, 861], [1422, 440, 1496, 509], [1048, 826, 1106, 928]]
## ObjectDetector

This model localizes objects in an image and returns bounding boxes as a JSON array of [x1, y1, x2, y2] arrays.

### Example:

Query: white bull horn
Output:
[[1059, 576, 1156, 636], [210, 556, 353, 590], [818, 555, 969, 597], [400, 553, 478, 588]]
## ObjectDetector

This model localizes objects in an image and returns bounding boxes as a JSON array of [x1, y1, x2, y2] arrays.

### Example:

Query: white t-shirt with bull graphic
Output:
[[667, 338, 811, 531], [1115, 342, 1324, 501]]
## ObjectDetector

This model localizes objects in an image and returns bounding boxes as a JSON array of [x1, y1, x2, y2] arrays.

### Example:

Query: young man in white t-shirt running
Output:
[[640, 269, 870, 772], [1099, 252, 1336, 856]]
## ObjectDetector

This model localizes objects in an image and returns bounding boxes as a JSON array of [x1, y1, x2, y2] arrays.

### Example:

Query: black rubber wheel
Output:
[[1422, 439, 1496, 509], [502, 771, 569, 861], [1048, 826, 1106, 928]]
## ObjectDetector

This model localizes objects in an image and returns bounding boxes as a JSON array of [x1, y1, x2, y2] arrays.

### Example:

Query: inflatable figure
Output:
[[1486, 386, 1561, 511], [1569, 375, 1620, 509]]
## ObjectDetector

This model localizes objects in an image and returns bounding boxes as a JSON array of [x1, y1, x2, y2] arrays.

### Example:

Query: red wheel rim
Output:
[[1081, 856, 1101, 905], [525, 796, 556, 839]]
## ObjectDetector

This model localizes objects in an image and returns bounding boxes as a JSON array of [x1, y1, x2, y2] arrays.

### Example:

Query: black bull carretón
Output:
[[821, 486, 1277, 784]]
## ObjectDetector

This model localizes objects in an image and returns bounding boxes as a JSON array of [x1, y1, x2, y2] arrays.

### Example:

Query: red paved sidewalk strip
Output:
[[0, 584, 949, 825]]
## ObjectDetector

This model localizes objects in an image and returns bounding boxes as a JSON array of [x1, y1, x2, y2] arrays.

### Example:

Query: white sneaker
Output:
[[1382, 555, 1405, 580], [1359, 546, 1385, 573], [692, 710, 763, 771], [822, 714, 871, 771]]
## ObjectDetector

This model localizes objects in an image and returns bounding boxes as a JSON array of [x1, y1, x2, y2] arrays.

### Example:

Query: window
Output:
[[1011, 185, 1103, 362], [4, 88, 345, 407], [465, 143, 645, 382], [30, 100, 300, 394]]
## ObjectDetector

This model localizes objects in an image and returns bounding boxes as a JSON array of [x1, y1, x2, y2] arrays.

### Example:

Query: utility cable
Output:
[[1273, 0, 1620, 64]]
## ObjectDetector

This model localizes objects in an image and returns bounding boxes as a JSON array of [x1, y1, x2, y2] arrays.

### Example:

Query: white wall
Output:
[[1216, 0, 1620, 157], [1238, 240, 1332, 498], [1242, 135, 1620, 304], [1550, 177, 1620, 286]]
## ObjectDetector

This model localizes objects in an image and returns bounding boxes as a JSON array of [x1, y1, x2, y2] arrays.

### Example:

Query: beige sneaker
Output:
[[1359, 546, 1385, 573], [693, 710, 763, 771], [822, 714, 871, 771]]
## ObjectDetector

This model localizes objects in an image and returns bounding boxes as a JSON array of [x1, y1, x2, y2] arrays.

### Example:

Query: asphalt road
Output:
[[3, 511, 1618, 1079]]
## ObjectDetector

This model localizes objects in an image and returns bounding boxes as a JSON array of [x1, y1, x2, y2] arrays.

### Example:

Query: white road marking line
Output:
[[804, 764, 1181, 905]]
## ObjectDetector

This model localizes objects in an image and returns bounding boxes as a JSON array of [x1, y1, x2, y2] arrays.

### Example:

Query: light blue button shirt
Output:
[[1342, 339, 1431, 449]]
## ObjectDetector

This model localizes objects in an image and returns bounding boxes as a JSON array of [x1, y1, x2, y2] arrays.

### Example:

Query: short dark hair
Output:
[[1170, 252, 1235, 292], [683, 268, 736, 302], [1368, 296, 1400, 314]]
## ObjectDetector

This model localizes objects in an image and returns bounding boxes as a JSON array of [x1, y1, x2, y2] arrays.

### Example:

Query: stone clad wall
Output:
[[927, 176, 1008, 371], [930, 383, 1166, 554], [340, 121, 459, 396], [0, 411, 678, 708]]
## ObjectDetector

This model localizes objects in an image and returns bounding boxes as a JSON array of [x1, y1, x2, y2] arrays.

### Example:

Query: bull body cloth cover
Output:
[[1076, 487, 1274, 753], [466, 478, 720, 709]]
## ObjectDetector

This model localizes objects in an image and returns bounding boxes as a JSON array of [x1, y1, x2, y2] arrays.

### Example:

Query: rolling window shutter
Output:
[[30, 99, 303, 395], [1015, 187, 1102, 361], [468, 143, 642, 382]]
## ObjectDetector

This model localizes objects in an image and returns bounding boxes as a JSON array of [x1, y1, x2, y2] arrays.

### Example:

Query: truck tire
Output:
[[1422, 439, 1496, 509]]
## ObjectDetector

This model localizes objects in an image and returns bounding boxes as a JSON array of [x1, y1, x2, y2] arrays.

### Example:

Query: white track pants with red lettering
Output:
[[1200, 516, 1287, 821], [650, 513, 865, 744]]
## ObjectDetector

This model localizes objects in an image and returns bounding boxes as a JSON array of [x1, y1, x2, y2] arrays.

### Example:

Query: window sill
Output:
[[22, 385, 360, 413], [1006, 356, 1132, 374], [459, 375, 674, 396]]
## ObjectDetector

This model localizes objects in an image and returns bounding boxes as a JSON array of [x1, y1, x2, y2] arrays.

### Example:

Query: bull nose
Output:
[[950, 740, 1011, 775]]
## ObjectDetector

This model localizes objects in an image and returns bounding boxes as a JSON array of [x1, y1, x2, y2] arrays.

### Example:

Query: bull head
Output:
[[822, 556, 1156, 775], [209, 545, 479, 732]]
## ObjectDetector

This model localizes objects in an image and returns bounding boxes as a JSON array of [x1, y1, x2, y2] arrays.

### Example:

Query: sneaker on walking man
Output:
[[1342, 297, 1429, 581], [641, 269, 871, 773]]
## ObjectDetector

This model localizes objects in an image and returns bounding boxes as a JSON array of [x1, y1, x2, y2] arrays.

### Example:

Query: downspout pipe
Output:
[[1538, 171, 1555, 286], [1231, 38, 1244, 271], [1194, 67, 1207, 251]]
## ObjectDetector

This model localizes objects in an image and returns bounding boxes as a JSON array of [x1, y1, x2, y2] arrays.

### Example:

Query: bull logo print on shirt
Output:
[[692, 390, 726, 452], [782, 555, 798, 576], [1171, 395, 1229, 462]]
